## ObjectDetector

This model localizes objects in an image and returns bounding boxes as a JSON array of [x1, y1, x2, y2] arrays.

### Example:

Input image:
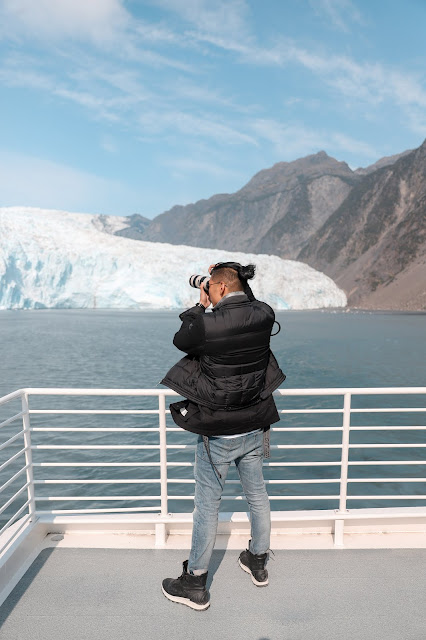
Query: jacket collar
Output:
[[212, 291, 248, 311]]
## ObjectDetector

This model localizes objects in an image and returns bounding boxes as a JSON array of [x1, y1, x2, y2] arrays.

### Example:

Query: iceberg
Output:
[[0, 207, 347, 310]]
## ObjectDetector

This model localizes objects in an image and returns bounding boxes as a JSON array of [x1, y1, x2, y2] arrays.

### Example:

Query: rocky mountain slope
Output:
[[132, 151, 360, 259], [298, 141, 426, 310]]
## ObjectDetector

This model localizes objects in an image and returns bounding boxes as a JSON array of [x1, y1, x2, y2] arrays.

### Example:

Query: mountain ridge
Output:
[[138, 151, 360, 259], [299, 141, 426, 310]]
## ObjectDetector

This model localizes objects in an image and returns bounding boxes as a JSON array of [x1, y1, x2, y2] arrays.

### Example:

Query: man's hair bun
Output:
[[239, 264, 256, 280]]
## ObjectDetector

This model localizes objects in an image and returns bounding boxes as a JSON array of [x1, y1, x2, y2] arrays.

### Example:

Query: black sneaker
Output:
[[162, 560, 210, 610], [238, 541, 269, 586]]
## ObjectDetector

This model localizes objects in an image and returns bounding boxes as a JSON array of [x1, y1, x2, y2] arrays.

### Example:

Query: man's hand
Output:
[[199, 281, 211, 308]]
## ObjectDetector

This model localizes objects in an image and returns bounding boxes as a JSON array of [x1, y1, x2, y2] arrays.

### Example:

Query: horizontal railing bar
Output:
[[36, 494, 342, 500], [169, 496, 341, 500], [0, 411, 25, 429], [167, 495, 426, 500], [0, 498, 31, 536], [274, 388, 426, 396], [279, 409, 343, 414], [0, 481, 31, 516], [0, 429, 27, 451], [21, 387, 426, 396], [348, 478, 426, 482], [30, 426, 347, 433], [31, 461, 426, 468], [29, 410, 160, 415], [32, 462, 164, 466], [348, 444, 426, 448], [32, 428, 160, 432], [351, 426, 426, 430], [30, 492, 426, 501], [30, 444, 345, 450], [31, 461, 343, 467], [264, 462, 341, 465], [0, 388, 25, 406], [31, 478, 341, 484], [347, 495, 426, 499], [29, 425, 426, 433], [163, 427, 344, 432], [24, 389, 173, 396], [34, 496, 162, 500], [35, 507, 160, 513], [33, 495, 341, 501], [272, 427, 343, 431], [31, 445, 161, 449], [348, 461, 426, 465], [34, 479, 162, 484], [0, 447, 27, 473], [32, 462, 196, 467], [31, 442, 426, 450], [28, 477, 426, 485], [0, 513, 32, 556], [351, 408, 426, 413], [0, 464, 30, 494]]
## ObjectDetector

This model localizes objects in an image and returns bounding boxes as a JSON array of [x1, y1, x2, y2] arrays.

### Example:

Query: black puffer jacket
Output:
[[161, 292, 286, 436]]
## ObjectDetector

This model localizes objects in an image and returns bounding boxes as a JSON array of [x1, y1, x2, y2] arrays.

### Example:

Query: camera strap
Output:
[[271, 320, 281, 336]]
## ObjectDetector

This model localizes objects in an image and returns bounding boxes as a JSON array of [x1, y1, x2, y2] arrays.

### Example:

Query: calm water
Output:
[[1, 308, 425, 523]]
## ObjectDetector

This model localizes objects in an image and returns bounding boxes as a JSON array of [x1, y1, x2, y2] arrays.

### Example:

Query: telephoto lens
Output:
[[189, 274, 210, 291]]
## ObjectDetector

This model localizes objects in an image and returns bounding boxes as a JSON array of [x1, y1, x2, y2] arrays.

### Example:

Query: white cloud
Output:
[[309, 0, 364, 32], [0, 150, 135, 214], [150, 0, 252, 39], [250, 119, 378, 159], [0, 0, 129, 44], [189, 30, 426, 134], [139, 110, 257, 146]]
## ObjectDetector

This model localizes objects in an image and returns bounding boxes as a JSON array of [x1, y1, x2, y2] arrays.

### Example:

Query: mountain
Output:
[[0, 207, 346, 310], [298, 140, 426, 310], [126, 151, 359, 259], [114, 213, 151, 240], [354, 150, 413, 176]]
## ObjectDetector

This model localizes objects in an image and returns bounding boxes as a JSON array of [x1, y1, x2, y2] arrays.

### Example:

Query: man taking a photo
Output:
[[160, 261, 285, 610]]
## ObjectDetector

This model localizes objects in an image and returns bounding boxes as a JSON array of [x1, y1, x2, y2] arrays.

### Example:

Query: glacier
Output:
[[0, 207, 347, 310]]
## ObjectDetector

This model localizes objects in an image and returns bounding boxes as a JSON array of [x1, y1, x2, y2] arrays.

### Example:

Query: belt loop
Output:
[[263, 427, 270, 458]]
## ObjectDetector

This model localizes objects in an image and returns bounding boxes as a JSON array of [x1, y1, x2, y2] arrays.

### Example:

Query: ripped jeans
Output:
[[188, 429, 271, 573]]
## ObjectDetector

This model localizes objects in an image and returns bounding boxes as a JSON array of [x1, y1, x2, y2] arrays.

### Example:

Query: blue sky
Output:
[[0, 0, 425, 218]]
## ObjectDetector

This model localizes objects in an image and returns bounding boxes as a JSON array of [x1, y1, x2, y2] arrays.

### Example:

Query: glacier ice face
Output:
[[0, 207, 347, 310]]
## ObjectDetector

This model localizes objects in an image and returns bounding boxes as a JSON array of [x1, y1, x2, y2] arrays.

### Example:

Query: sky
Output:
[[0, 0, 425, 219]]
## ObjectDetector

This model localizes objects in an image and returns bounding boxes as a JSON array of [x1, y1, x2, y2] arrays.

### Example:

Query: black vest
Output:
[[161, 293, 286, 436]]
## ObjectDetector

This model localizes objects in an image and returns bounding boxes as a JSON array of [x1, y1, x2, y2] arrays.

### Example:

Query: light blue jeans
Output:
[[188, 429, 271, 573]]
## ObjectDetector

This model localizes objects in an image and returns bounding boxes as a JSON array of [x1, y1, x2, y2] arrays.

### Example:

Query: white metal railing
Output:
[[1, 386, 426, 554]]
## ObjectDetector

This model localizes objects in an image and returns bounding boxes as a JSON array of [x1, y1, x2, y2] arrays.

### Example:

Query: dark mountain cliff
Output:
[[130, 151, 359, 259], [298, 140, 426, 309]]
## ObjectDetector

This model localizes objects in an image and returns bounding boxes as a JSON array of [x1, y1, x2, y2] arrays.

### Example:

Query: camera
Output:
[[189, 274, 211, 294]]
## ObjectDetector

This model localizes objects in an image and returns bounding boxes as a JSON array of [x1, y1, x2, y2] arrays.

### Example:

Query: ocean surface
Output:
[[1, 308, 425, 524]]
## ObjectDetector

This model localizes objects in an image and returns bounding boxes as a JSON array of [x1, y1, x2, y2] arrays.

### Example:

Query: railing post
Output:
[[334, 392, 351, 547], [157, 393, 168, 546], [21, 391, 37, 523]]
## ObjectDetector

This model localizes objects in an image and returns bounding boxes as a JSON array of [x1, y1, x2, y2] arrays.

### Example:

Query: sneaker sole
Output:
[[161, 585, 210, 610], [238, 558, 269, 586]]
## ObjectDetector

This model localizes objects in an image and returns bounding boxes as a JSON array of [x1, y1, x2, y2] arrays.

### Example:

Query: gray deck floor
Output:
[[1, 547, 425, 640]]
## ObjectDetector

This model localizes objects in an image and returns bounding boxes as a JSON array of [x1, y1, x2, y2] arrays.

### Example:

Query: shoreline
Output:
[[1, 306, 425, 314]]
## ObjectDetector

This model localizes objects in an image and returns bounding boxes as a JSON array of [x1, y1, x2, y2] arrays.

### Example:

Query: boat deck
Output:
[[1, 545, 425, 640]]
